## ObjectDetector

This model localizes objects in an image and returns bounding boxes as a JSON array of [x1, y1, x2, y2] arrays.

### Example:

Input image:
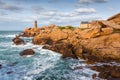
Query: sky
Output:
[[0, 0, 119, 30]]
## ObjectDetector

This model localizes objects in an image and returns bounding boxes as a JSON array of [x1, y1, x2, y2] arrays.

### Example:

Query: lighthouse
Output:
[[34, 20, 37, 28]]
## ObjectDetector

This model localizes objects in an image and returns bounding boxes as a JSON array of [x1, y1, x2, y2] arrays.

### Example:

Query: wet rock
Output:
[[12, 36, 25, 45], [6, 71, 13, 74], [19, 49, 35, 56], [0, 64, 2, 69], [90, 64, 120, 79], [92, 73, 97, 79], [72, 45, 83, 57], [8, 62, 18, 66], [43, 42, 78, 59]]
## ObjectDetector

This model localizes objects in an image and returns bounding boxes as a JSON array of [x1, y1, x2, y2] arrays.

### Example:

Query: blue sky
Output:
[[0, 0, 119, 30]]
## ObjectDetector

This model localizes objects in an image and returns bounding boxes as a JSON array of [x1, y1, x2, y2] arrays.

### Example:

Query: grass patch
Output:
[[79, 28, 88, 30], [58, 25, 75, 30]]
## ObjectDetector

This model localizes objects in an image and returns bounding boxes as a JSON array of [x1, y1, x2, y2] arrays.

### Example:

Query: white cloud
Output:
[[32, 6, 56, 16], [58, 12, 74, 17], [75, 8, 96, 13], [58, 8, 96, 18]]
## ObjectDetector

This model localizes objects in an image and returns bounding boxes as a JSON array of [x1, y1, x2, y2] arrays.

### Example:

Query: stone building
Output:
[[80, 21, 91, 28]]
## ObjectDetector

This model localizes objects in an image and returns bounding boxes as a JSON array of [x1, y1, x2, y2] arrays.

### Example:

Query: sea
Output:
[[0, 31, 99, 80]]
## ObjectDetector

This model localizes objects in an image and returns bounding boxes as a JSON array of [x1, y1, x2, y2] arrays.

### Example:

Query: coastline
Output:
[[12, 13, 120, 79]]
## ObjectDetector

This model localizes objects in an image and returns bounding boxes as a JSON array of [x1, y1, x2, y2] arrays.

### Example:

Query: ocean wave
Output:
[[11, 42, 43, 49], [35, 58, 99, 80], [0, 32, 100, 80], [0, 34, 16, 38]]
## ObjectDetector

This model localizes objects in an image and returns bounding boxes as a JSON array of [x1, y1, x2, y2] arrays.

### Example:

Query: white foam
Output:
[[26, 64, 53, 75], [40, 49, 61, 56], [5, 34, 16, 38], [11, 42, 43, 49], [22, 55, 34, 58], [0, 34, 16, 38]]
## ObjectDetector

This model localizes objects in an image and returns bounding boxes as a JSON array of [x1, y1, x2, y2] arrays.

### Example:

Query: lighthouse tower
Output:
[[34, 20, 37, 28]]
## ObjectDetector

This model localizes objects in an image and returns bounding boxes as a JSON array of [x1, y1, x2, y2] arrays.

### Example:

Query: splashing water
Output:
[[0, 31, 99, 80]]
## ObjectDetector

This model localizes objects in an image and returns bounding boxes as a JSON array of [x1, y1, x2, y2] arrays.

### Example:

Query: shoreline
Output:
[[12, 13, 120, 79]]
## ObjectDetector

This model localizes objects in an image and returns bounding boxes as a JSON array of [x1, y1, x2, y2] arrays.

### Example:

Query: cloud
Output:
[[0, 15, 33, 23], [32, 6, 45, 13], [0, 0, 22, 11], [58, 8, 96, 17], [0, 11, 7, 15], [75, 8, 96, 13], [79, 0, 108, 4], [32, 6, 57, 16]]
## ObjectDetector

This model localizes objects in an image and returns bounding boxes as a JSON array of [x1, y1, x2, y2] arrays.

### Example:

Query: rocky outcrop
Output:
[[80, 33, 120, 62], [20, 27, 40, 37], [43, 42, 78, 59], [100, 27, 113, 36], [72, 44, 83, 57], [100, 20, 120, 30], [32, 25, 120, 62], [19, 49, 35, 56], [90, 63, 120, 79], [19, 13, 120, 62], [80, 20, 115, 39], [107, 13, 120, 25], [50, 28, 68, 41], [12, 36, 25, 45], [80, 28, 100, 39], [20, 23, 57, 37], [32, 33, 52, 45]]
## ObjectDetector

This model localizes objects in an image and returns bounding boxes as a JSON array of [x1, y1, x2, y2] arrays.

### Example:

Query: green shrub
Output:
[[79, 28, 87, 30], [58, 25, 75, 30]]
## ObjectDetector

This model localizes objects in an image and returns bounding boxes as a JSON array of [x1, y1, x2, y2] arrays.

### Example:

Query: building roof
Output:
[[81, 21, 89, 24]]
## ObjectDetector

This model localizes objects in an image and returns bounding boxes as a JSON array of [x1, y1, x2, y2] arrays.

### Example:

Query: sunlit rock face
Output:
[[80, 33, 120, 62], [107, 13, 120, 25]]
